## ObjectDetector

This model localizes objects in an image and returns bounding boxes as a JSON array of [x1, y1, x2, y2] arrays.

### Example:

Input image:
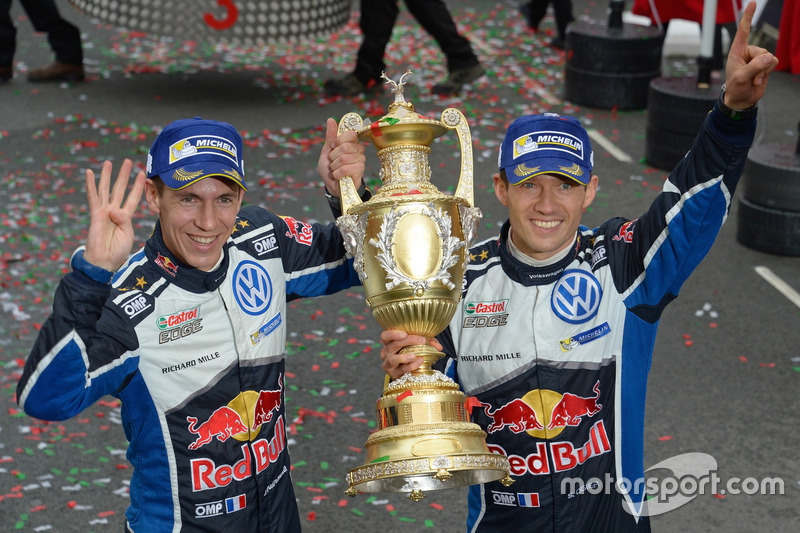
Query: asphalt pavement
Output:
[[1, 1, 799, 532]]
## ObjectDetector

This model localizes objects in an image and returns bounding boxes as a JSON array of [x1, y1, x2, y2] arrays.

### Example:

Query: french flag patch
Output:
[[226, 494, 246, 513], [517, 493, 540, 507]]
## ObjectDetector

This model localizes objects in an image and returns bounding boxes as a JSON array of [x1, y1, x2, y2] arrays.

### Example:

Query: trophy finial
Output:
[[381, 69, 413, 105]]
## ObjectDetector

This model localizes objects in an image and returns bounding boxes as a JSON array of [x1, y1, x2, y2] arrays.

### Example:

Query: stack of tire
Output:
[[644, 77, 717, 171], [564, 19, 664, 110], [737, 126, 800, 256]]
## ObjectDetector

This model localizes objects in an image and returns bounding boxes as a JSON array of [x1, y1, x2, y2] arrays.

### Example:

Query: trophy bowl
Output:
[[336, 71, 511, 501]]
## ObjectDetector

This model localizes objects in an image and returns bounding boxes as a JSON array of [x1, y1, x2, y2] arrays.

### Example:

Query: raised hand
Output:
[[723, 1, 779, 110], [84, 159, 146, 272], [317, 117, 366, 198]]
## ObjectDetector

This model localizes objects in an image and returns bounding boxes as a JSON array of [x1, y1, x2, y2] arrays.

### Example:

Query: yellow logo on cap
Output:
[[172, 168, 203, 182], [513, 163, 541, 178], [221, 169, 243, 183], [559, 163, 583, 177]]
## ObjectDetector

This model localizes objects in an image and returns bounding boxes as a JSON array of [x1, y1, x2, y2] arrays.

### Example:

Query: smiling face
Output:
[[494, 171, 598, 261], [146, 176, 244, 271]]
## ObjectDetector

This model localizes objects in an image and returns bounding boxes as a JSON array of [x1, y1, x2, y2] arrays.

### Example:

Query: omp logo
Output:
[[122, 295, 151, 318], [551, 270, 602, 324], [233, 260, 272, 316], [252, 234, 277, 256]]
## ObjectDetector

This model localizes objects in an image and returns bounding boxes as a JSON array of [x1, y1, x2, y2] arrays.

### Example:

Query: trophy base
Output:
[[345, 451, 510, 500], [345, 371, 512, 500]]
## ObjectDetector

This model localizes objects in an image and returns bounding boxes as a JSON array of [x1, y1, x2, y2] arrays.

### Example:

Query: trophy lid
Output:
[[357, 70, 447, 150]]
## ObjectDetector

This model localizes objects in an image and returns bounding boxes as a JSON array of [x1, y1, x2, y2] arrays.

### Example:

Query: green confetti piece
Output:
[[327, 339, 339, 346], [425, 520, 435, 527], [370, 455, 390, 463], [792, 367, 800, 372], [399, 517, 417, 522], [351, 509, 364, 517], [320, 462, 329, 470], [294, 461, 307, 468]]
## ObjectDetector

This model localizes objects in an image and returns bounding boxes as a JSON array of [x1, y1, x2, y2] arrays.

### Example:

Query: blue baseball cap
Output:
[[498, 113, 593, 186], [146, 117, 247, 191]]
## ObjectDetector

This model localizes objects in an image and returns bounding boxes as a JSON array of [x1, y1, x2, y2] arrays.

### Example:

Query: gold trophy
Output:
[[336, 71, 512, 501]]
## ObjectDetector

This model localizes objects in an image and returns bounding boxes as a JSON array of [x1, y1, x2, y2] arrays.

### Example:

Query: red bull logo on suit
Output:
[[185, 374, 286, 491], [480, 381, 610, 476]]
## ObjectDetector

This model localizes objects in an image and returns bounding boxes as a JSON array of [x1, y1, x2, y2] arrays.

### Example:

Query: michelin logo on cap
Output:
[[168, 136, 239, 166], [512, 131, 584, 162]]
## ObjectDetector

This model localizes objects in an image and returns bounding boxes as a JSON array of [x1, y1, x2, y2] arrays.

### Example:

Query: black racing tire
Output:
[[563, 64, 658, 110], [644, 124, 697, 171], [566, 20, 664, 73], [741, 142, 800, 211], [646, 76, 717, 135], [736, 197, 800, 257]]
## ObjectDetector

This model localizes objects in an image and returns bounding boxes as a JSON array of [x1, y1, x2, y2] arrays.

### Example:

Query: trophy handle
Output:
[[441, 108, 475, 207], [336, 113, 366, 215]]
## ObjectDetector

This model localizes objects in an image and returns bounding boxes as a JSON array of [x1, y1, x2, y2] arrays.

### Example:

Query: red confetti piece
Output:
[[429, 503, 443, 510], [714, 493, 726, 499], [658, 436, 673, 441], [396, 390, 413, 402], [738, 356, 748, 362], [684, 341, 693, 347], [67, 501, 78, 509], [98, 511, 116, 517], [30, 505, 47, 512], [338, 499, 349, 507], [307, 511, 317, 520], [465, 396, 482, 414], [759, 363, 775, 368]]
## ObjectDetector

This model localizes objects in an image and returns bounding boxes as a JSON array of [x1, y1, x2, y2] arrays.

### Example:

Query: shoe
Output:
[[27, 61, 84, 83], [0, 65, 11, 84], [324, 73, 380, 96], [549, 37, 565, 50], [431, 63, 485, 95]]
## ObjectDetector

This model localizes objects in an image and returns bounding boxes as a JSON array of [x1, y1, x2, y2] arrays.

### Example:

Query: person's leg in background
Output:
[[404, 0, 484, 94], [19, 0, 83, 82], [0, 0, 17, 82]]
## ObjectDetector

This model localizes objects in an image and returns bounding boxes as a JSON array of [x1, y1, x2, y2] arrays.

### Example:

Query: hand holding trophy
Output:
[[336, 71, 512, 501]]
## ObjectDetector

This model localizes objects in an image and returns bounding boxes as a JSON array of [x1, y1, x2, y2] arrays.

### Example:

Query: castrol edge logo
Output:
[[157, 306, 201, 330], [463, 299, 509, 328], [465, 299, 508, 315]]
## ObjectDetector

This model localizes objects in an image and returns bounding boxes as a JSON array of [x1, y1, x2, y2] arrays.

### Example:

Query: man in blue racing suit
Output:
[[17, 116, 367, 532], [379, 4, 778, 531]]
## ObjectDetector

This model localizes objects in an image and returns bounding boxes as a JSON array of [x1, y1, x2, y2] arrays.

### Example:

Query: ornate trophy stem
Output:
[[398, 344, 443, 375], [336, 70, 509, 500]]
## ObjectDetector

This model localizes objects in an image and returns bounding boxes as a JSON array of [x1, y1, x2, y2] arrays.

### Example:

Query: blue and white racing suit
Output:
[[437, 105, 756, 532], [18, 204, 362, 532]]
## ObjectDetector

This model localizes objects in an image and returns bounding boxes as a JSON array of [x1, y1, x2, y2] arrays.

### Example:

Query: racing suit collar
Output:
[[498, 220, 580, 286], [145, 220, 231, 293]]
